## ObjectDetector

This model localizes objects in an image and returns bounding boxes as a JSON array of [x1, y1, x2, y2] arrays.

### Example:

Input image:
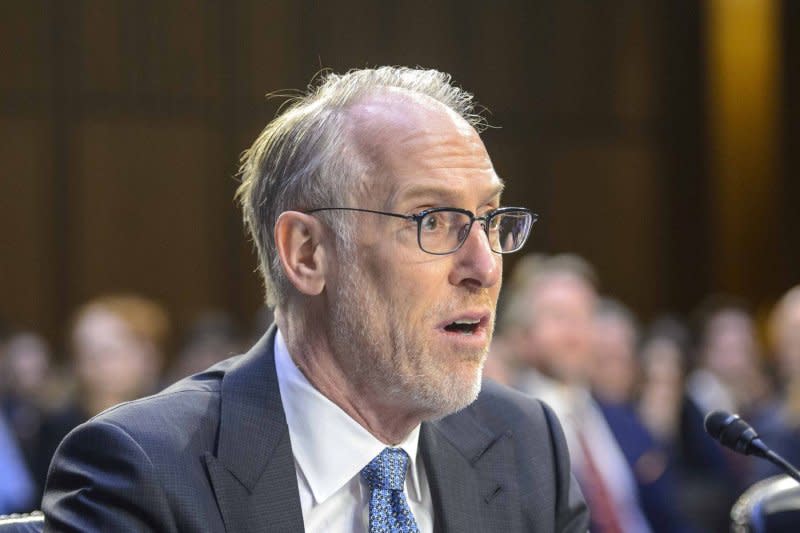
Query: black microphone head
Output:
[[704, 409, 764, 456], [704, 409, 736, 440]]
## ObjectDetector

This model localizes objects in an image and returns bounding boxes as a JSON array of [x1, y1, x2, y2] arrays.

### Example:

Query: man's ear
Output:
[[274, 211, 328, 296]]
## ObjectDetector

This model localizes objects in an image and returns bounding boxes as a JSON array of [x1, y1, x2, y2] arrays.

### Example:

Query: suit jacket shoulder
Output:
[[43, 330, 304, 533], [421, 380, 588, 532], [42, 358, 234, 532]]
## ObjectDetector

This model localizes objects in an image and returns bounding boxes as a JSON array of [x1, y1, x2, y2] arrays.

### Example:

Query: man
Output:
[[589, 300, 693, 533], [43, 67, 588, 532], [506, 255, 651, 533]]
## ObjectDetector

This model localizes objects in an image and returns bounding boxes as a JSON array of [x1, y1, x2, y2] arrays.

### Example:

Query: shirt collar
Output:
[[274, 329, 423, 505]]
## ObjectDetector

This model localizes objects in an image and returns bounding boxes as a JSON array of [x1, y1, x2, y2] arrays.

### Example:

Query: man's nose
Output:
[[448, 221, 501, 289]]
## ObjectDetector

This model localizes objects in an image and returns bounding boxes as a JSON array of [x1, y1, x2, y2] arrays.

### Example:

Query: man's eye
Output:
[[421, 213, 443, 232]]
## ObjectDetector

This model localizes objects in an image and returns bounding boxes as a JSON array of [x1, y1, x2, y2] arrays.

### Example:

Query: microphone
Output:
[[704, 410, 800, 484]]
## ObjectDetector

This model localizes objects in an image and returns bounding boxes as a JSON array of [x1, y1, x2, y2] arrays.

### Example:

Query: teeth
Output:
[[453, 319, 480, 325]]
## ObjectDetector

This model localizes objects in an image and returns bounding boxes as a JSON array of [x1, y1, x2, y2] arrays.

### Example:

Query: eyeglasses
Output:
[[304, 206, 537, 255]]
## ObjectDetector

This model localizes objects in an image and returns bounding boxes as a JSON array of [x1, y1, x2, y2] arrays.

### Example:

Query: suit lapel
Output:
[[204, 327, 305, 533], [422, 404, 521, 533], [201, 328, 522, 532]]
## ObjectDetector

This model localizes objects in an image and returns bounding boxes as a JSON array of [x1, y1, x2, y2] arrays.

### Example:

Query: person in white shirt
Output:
[[505, 254, 652, 533]]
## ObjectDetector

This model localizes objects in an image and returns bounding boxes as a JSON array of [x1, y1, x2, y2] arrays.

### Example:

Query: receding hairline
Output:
[[335, 87, 498, 205], [341, 87, 485, 157]]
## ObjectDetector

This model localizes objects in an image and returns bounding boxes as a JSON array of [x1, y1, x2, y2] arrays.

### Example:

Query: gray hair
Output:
[[236, 66, 485, 307]]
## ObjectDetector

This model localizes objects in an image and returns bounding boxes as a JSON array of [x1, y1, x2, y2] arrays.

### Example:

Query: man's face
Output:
[[703, 310, 759, 384], [73, 308, 159, 404], [325, 94, 504, 419], [590, 314, 638, 402], [522, 274, 596, 384]]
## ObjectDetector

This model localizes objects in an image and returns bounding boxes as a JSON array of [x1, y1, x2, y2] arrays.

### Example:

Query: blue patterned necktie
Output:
[[360, 447, 420, 533]]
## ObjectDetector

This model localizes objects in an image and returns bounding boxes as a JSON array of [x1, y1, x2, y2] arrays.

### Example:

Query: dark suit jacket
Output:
[[43, 328, 588, 532]]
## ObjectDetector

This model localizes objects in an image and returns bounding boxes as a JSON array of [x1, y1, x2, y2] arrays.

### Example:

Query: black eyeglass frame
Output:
[[304, 206, 537, 255]]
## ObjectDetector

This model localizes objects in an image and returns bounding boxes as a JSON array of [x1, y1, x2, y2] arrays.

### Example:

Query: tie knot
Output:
[[361, 447, 409, 491]]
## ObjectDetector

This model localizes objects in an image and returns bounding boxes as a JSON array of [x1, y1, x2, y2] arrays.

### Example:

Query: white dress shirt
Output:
[[274, 330, 434, 532]]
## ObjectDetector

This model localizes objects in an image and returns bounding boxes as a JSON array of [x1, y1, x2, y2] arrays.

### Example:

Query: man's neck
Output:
[[276, 310, 421, 445]]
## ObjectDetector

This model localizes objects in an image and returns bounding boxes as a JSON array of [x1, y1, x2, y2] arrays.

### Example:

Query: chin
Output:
[[417, 359, 485, 420]]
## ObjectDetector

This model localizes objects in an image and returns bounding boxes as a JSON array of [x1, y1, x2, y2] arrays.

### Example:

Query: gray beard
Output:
[[326, 258, 487, 421]]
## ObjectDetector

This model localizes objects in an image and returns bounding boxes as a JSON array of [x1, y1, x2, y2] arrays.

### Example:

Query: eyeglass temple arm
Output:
[[304, 207, 413, 221]]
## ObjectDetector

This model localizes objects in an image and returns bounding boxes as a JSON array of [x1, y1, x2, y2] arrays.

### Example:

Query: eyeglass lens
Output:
[[419, 210, 531, 254]]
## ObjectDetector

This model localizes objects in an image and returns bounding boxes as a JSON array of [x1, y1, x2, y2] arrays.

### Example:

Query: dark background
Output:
[[1, 0, 797, 348]]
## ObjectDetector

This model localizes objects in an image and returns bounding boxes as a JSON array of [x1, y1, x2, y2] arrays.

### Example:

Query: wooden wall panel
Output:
[[6, 0, 793, 343], [546, 142, 663, 315], [240, 0, 305, 97], [0, 119, 55, 331], [379, 2, 462, 72], [447, 1, 534, 121], [77, 0, 223, 99], [307, 2, 388, 67], [609, 2, 660, 122], [0, 1, 52, 95], [707, 0, 782, 302], [69, 119, 225, 325], [781, 0, 800, 293], [77, 1, 127, 95]]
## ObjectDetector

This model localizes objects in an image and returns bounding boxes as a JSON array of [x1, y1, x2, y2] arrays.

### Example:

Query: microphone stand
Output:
[[765, 449, 800, 484]]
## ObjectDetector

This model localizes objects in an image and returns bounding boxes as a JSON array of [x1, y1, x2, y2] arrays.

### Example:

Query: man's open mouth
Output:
[[444, 319, 481, 334]]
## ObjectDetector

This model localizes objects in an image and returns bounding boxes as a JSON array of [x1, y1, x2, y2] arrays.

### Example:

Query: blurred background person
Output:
[[482, 335, 514, 386], [751, 284, 800, 481], [0, 411, 35, 514], [35, 294, 170, 501], [687, 299, 772, 419], [590, 300, 692, 533], [0, 331, 56, 501], [685, 299, 773, 492], [488, 254, 547, 387], [639, 317, 735, 532], [590, 299, 641, 406], [508, 254, 653, 533], [639, 318, 691, 445], [166, 309, 243, 383], [0, 325, 37, 514]]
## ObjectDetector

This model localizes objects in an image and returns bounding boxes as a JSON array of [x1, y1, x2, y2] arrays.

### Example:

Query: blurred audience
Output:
[[0, 412, 35, 514], [482, 335, 514, 386], [507, 254, 654, 533], [0, 332, 56, 501], [590, 299, 641, 405], [0, 327, 37, 514], [639, 318, 690, 443], [685, 298, 774, 494], [34, 294, 170, 500], [686, 299, 771, 418], [589, 300, 692, 533], [639, 317, 736, 531], [167, 310, 242, 382], [2, 276, 799, 528], [752, 285, 800, 481]]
